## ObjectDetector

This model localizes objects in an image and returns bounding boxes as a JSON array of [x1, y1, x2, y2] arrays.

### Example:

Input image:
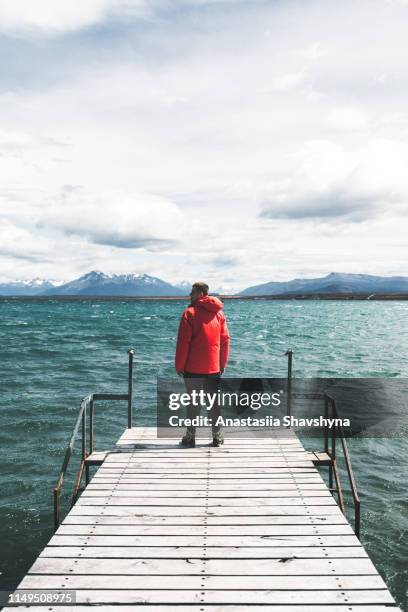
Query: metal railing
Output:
[[284, 349, 361, 539], [53, 347, 360, 537], [324, 393, 361, 538], [53, 348, 134, 529], [284, 348, 293, 417]]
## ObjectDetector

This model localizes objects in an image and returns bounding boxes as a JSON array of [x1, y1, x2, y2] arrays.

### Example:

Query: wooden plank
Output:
[[40, 546, 367, 559], [90, 481, 325, 487], [41, 545, 367, 559], [86, 483, 329, 491], [100, 457, 314, 464], [107, 455, 311, 460], [49, 534, 360, 546], [90, 475, 324, 483], [90, 474, 325, 481], [92, 470, 317, 484], [29, 556, 378, 575], [117, 439, 304, 444], [85, 451, 108, 464], [119, 442, 304, 446], [93, 470, 319, 476], [119, 429, 299, 436], [94, 468, 322, 474], [70, 504, 345, 516], [115, 445, 307, 450], [96, 466, 316, 472], [102, 460, 314, 465], [116, 439, 305, 445], [115, 448, 310, 453], [75, 495, 337, 505], [87, 483, 329, 490], [115, 443, 306, 448], [89, 481, 326, 487], [56, 524, 354, 536], [120, 443, 303, 448], [101, 463, 310, 469], [104, 451, 308, 456], [115, 442, 310, 456], [110, 447, 307, 453], [98, 464, 317, 469], [62, 514, 349, 526], [102, 464, 315, 470], [81, 489, 332, 498], [2, 588, 395, 604], [122, 430, 300, 437], [2, 606, 400, 612], [20, 574, 387, 590], [87, 478, 327, 491], [120, 428, 299, 436], [107, 445, 310, 454], [120, 445, 307, 450], [116, 444, 307, 450]]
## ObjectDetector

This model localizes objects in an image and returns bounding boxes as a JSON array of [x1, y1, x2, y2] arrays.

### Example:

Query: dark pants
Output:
[[183, 372, 221, 436]]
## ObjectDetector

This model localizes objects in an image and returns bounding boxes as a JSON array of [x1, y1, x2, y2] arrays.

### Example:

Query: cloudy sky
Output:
[[1, 0, 407, 291]]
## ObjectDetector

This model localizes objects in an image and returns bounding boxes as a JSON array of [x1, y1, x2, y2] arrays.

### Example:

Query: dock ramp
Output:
[[4, 425, 401, 611]]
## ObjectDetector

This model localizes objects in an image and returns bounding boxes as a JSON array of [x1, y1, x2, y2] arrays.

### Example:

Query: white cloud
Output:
[[0, 0, 248, 35], [326, 107, 369, 131], [272, 72, 305, 92], [301, 43, 327, 61], [260, 138, 408, 220], [0, 0, 146, 34], [39, 186, 185, 250], [0, 222, 52, 261], [1, 0, 408, 289]]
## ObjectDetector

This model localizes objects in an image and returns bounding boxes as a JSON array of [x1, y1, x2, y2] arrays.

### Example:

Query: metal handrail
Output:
[[325, 393, 361, 538], [53, 348, 134, 530], [284, 350, 361, 539], [284, 348, 293, 417], [53, 396, 89, 530]]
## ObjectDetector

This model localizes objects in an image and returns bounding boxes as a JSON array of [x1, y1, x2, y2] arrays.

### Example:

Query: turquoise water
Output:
[[0, 298, 407, 608]]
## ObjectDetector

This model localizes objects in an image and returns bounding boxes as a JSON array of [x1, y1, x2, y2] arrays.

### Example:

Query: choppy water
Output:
[[0, 298, 407, 608]]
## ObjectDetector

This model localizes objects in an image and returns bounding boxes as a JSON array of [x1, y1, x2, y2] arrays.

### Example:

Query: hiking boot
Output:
[[212, 431, 224, 447], [179, 431, 196, 448]]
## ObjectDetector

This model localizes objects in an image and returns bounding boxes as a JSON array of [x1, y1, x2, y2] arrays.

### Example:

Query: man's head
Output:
[[190, 281, 209, 302]]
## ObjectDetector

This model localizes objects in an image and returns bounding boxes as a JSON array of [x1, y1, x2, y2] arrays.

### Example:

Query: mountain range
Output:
[[42, 271, 186, 296], [239, 272, 408, 296], [0, 278, 58, 296], [0, 271, 407, 296]]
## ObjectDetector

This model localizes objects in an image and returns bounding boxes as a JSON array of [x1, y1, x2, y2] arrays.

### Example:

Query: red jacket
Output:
[[175, 296, 230, 374]]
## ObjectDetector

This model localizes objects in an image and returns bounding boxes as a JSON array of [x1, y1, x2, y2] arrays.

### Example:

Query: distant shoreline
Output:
[[1, 293, 408, 301]]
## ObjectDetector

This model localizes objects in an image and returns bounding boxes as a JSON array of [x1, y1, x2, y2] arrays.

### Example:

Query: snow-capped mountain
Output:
[[0, 278, 59, 296], [40, 271, 187, 296]]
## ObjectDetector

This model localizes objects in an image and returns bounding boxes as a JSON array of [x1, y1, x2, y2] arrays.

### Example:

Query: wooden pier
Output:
[[5, 426, 401, 611]]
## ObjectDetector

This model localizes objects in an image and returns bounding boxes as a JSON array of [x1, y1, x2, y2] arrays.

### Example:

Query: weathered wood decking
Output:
[[6, 427, 401, 611]]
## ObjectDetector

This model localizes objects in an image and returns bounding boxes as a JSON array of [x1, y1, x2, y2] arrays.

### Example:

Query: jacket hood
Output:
[[194, 295, 224, 313]]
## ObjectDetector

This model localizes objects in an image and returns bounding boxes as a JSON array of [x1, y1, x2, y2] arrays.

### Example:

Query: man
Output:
[[175, 281, 230, 447]]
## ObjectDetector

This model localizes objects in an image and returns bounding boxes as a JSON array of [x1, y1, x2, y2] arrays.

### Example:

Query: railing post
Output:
[[53, 489, 60, 530], [355, 499, 361, 539], [82, 400, 90, 485], [81, 401, 87, 462], [128, 348, 135, 428], [324, 395, 329, 454], [87, 396, 94, 486], [285, 348, 293, 417], [89, 397, 94, 454], [329, 398, 336, 491]]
